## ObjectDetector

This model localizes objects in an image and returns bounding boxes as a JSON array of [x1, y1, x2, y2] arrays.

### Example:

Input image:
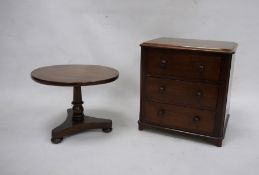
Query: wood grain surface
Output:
[[141, 37, 238, 53], [31, 64, 119, 86]]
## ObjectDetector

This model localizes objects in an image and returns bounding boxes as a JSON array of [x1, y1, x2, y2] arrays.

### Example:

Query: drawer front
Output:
[[144, 48, 221, 81], [144, 77, 218, 110], [142, 101, 215, 135]]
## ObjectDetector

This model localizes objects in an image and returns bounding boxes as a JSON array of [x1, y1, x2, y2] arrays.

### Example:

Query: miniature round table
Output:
[[31, 65, 119, 144]]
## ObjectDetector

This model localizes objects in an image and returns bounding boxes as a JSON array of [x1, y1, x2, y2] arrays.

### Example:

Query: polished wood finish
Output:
[[142, 101, 215, 135], [144, 48, 222, 82], [31, 65, 119, 144], [31, 65, 119, 86], [141, 37, 238, 54], [139, 37, 237, 146], [144, 77, 218, 110], [51, 109, 112, 143], [72, 86, 84, 121]]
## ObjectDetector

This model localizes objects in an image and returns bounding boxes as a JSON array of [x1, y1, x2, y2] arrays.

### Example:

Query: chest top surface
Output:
[[141, 37, 238, 54]]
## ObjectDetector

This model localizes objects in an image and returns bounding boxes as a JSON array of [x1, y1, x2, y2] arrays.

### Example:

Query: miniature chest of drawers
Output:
[[138, 37, 237, 146]]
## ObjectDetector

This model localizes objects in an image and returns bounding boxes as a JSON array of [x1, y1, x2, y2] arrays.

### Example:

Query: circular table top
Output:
[[31, 65, 119, 86]]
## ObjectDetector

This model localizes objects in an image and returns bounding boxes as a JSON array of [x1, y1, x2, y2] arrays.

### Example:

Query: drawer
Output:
[[144, 48, 222, 82], [142, 101, 215, 135], [144, 77, 218, 110]]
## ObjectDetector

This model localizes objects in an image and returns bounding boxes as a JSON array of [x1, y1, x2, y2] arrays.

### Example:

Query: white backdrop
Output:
[[1, 0, 259, 175]]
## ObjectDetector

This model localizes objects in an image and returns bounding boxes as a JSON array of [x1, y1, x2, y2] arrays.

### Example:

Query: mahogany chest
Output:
[[138, 37, 237, 146]]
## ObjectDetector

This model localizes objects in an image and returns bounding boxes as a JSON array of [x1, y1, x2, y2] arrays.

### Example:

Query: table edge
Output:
[[31, 74, 119, 86]]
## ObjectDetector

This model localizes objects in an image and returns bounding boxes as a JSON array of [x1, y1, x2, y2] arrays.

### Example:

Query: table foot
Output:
[[102, 127, 112, 133], [51, 137, 63, 144], [51, 109, 112, 143]]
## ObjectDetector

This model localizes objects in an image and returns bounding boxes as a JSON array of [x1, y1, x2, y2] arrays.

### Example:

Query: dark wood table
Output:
[[31, 65, 119, 144]]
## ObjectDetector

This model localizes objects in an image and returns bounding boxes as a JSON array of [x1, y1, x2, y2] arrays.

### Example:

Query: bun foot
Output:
[[102, 128, 112, 133], [212, 139, 223, 147], [138, 121, 144, 131], [51, 137, 63, 144], [138, 124, 144, 131]]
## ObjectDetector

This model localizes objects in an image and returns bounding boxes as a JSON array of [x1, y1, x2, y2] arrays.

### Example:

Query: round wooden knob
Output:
[[199, 65, 205, 72], [157, 109, 165, 116], [160, 59, 167, 69], [196, 90, 203, 97], [159, 86, 166, 93], [192, 116, 201, 122]]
